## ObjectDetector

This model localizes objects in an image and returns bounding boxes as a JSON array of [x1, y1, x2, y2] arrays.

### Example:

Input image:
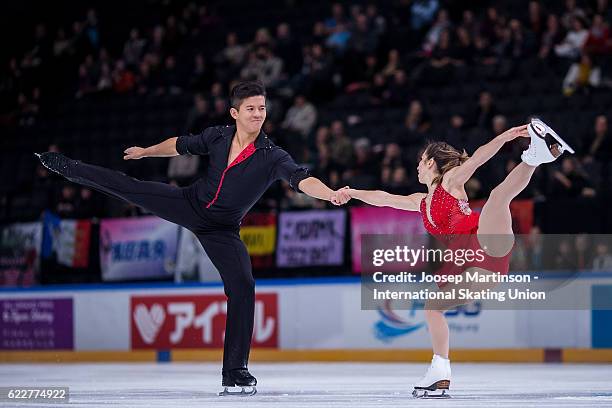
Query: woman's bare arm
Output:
[[447, 125, 528, 186], [347, 189, 426, 211], [124, 137, 179, 160]]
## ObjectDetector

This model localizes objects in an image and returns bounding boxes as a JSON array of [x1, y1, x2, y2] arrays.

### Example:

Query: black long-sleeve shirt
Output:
[[176, 125, 310, 227]]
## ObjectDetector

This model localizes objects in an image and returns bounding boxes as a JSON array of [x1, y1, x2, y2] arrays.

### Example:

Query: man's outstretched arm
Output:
[[124, 137, 179, 160], [298, 177, 350, 205]]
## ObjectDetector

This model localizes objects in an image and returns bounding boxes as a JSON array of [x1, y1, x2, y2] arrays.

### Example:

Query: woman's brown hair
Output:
[[423, 141, 470, 185]]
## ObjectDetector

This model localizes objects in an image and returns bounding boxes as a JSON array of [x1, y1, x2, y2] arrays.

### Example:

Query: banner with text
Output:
[[130, 293, 278, 349], [0, 222, 42, 287], [240, 212, 277, 269], [0, 298, 74, 350], [276, 210, 346, 267], [100, 216, 179, 281]]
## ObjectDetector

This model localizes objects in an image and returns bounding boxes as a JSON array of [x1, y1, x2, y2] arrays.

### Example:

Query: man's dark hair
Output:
[[230, 80, 266, 109]]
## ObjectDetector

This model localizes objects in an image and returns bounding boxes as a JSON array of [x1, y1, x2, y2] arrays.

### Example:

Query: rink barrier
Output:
[[2, 348, 612, 363]]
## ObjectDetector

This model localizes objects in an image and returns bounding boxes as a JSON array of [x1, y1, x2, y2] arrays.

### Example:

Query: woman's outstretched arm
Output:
[[448, 125, 528, 186], [346, 188, 426, 211]]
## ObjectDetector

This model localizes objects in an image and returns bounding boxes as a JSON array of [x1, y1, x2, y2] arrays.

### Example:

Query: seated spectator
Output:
[[123, 28, 146, 69], [112, 59, 135, 93], [538, 14, 564, 60], [555, 16, 588, 59], [185, 93, 210, 133], [593, 243, 612, 270], [471, 91, 498, 129], [422, 9, 451, 55], [582, 115, 611, 163], [281, 95, 317, 136], [329, 120, 354, 170], [549, 157, 596, 198], [584, 14, 612, 55], [563, 53, 601, 96]]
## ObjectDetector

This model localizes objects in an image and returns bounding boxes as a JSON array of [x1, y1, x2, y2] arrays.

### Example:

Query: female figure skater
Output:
[[346, 118, 573, 398]]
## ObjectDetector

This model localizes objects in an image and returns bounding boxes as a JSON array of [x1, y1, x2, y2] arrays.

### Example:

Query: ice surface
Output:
[[1, 362, 611, 407]]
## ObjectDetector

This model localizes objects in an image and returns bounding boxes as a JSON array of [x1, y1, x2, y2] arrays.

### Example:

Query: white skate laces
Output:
[[413, 354, 451, 398], [521, 118, 575, 167]]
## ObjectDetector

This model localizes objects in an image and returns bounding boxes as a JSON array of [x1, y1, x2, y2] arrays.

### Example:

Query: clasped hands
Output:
[[330, 186, 353, 206]]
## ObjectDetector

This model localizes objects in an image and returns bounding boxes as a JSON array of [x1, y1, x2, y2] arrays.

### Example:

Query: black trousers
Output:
[[71, 160, 254, 370]]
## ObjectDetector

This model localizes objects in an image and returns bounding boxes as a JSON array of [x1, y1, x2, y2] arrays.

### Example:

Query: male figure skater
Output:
[[36, 80, 350, 396]]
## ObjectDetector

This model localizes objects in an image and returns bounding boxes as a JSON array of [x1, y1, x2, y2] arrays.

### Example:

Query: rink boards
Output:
[[1, 276, 611, 362]]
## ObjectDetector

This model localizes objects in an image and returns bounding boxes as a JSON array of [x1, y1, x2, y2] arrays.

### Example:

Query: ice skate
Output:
[[35, 152, 80, 182], [412, 354, 451, 399], [520, 118, 574, 166], [218, 368, 257, 396]]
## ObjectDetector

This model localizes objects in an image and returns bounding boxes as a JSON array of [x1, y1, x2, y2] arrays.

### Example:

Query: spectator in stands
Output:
[[538, 14, 564, 60], [386, 69, 412, 105], [593, 243, 612, 269], [380, 49, 402, 78], [123, 28, 147, 69], [185, 93, 210, 133], [112, 59, 135, 93], [56, 185, 78, 218], [471, 91, 498, 129], [562, 53, 602, 95], [215, 31, 247, 70], [526, 0, 545, 39], [422, 9, 451, 55], [282, 95, 317, 136], [560, 0, 586, 31], [411, 0, 440, 31], [549, 157, 596, 198], [329, 120, 354, 170], [275, 23, 302, 75], [326, 22, 351, 54], [159, 55, 182, 95], [555, 16, 588, 59], [403, 99, 431, 137], [584, 14, 611, 55], [349, 13, 379, 55], [76, 188, 99, 218], [583, 115, 611, 162], [189, 53, 212, 92]]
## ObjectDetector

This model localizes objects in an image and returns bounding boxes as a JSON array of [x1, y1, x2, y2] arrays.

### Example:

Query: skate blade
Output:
[[412, 389, 451, 399], [218, 386, 257, 396], [530, 118, 575, 154]]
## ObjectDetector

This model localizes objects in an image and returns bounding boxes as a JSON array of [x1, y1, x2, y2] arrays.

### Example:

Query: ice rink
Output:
[[1, 362, 611, 407]]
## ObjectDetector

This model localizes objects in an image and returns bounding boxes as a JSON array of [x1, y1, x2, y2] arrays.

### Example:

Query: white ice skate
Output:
[[521, 118, 575, 166], [412, 354, 451, 398]]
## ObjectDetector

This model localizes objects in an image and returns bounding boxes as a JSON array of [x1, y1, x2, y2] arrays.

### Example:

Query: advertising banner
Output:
[[240, 212, 276, 268], [42, 211, 91, 268], [276, 210, 346, 267], [0, 298, 73, 350], [0, 222, 42, 287], [175, 228, 220, 282], [100, 216, 179, 281], [350, 207, 426, 273], [131, 293, 278, 349]]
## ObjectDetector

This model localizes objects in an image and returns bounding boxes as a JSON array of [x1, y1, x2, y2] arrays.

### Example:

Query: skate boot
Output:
[[413, 354, 451, 398], [35, 152, 80, 182], [219, 368, 257, 396], [520, 118, 574, 166]]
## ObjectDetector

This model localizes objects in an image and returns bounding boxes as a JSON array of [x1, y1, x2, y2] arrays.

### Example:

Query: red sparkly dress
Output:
[[420, 184, 511, 277]]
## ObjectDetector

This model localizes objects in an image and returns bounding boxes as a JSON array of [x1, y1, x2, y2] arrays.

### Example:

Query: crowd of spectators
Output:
[[1, 0, 611, 228]]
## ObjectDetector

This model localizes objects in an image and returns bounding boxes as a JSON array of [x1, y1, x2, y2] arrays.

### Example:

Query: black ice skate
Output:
[[35, 152, 80, 182], [219, 368, 257, 396]]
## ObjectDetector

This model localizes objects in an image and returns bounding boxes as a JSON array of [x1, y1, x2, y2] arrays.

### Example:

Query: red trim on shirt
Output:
[[206, 143, 256, 208]]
